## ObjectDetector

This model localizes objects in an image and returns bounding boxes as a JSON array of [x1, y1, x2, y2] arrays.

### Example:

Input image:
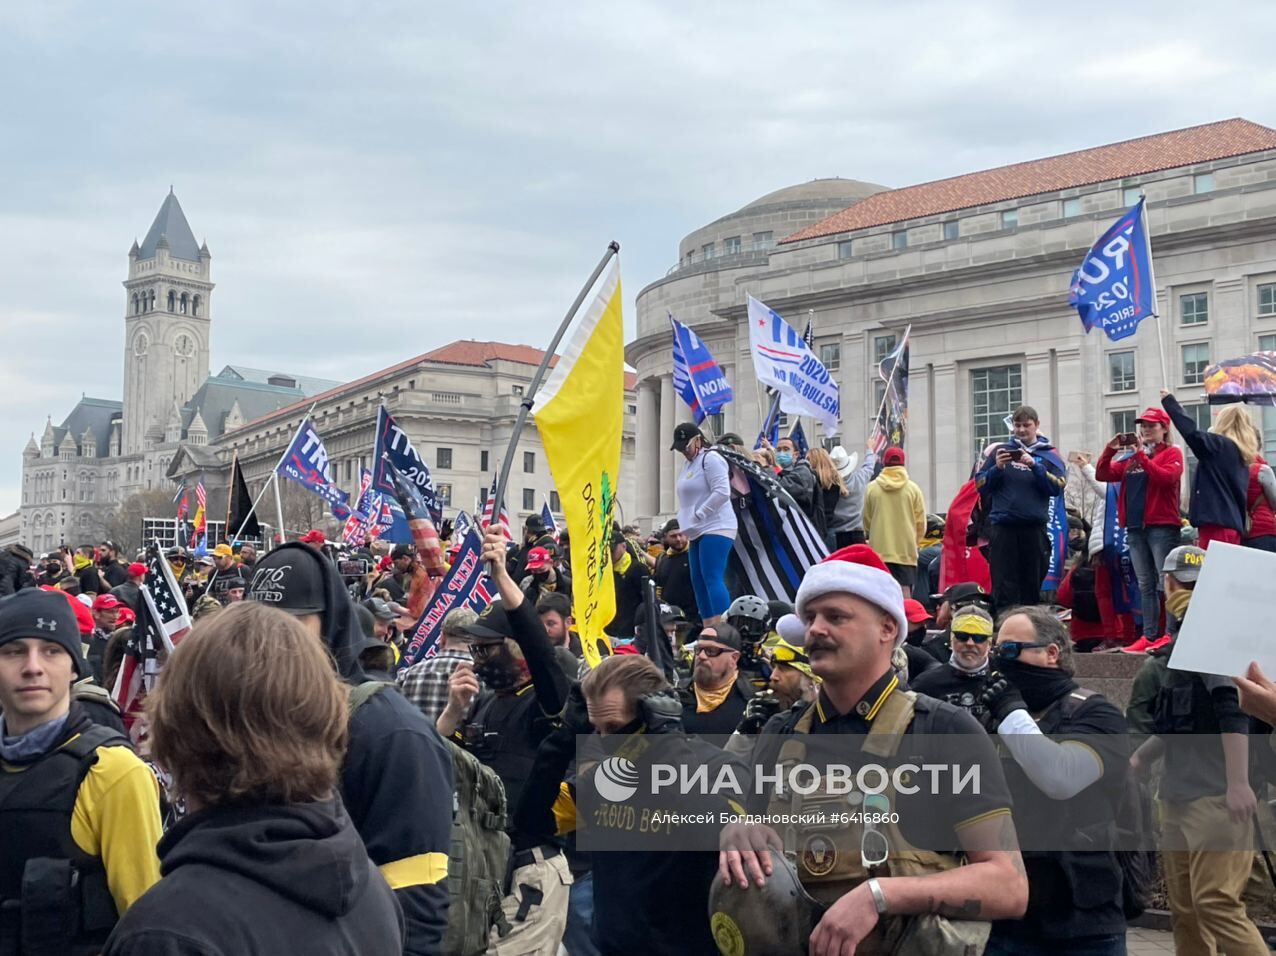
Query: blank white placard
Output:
[[1168, 541, 1276, 678]]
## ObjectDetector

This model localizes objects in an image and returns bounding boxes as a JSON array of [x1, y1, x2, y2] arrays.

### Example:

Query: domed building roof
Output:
[[731, 178, 889, 217]]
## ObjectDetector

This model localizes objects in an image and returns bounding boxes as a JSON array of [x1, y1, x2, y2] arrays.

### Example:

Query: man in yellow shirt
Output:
[[0, 589, 162, 954], [862, 447, 927, 597]]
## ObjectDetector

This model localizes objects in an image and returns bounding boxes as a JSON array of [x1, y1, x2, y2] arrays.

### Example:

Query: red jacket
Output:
[[1245, 459, 1276, 540], [1095, 442, 1184, 528]]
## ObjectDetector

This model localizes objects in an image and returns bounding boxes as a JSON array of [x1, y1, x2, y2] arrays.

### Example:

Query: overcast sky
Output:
[[2, 1, 1274, 515]]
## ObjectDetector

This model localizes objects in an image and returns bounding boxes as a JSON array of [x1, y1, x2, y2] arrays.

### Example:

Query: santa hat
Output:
[[795, 544, 907, 647]]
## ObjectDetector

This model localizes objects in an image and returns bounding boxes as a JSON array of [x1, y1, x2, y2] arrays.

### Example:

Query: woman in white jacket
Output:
[[671, 423, 737, 623]]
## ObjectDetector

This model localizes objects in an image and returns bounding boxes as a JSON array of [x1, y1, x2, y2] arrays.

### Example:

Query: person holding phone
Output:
[[974, 406, 1068, 611], [1095, 407, 1184, 650]]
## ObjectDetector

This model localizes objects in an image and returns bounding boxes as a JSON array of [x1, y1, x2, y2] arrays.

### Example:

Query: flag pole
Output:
[[1140, 196, 1170, 388], [487, 242, 620, 567], [234, 402, 318, 544]]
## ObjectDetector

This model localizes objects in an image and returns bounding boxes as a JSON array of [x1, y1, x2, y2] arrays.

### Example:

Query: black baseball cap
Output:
[[0, 590, 85, 676], [933, 582, 991, 609], [391, 544, 413, 560], [461, 603, 514, 642], [245, 547, 327, 615], [671, 422, 703, 452], [697, 621, 742, 651], [716, 432, 744, 447]]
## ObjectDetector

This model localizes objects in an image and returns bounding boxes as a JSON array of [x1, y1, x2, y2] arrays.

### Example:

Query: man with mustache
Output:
[[437, 526, 573, 954], [722, 544, 1026, 956]]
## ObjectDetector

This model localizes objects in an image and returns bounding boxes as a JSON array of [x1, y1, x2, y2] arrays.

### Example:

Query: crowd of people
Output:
[[3, 387, 1276, 954]]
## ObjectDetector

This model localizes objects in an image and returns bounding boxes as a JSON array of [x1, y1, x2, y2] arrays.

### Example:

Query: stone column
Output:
[[930, 362, 960, 506], [636, 380, 659, 521], [659, 374, 676, 516]]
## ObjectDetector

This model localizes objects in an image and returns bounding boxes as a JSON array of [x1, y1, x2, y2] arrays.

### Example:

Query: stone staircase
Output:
[[1072, 652, 1148, 711]]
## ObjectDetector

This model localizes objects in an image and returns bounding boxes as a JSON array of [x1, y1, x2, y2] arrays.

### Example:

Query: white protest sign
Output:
[[1167, 541, 1276, 678]]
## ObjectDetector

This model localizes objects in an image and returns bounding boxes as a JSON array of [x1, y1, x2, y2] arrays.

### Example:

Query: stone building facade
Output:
[[627, 118, 1276, 526], [187, 342, 638, 537]]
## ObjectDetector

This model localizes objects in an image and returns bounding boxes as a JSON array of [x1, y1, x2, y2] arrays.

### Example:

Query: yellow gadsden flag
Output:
[[532, 264, 624, 668]]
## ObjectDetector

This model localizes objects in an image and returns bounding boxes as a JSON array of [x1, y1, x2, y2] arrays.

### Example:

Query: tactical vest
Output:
[[349, 682, 512, 956], [0, 724, 127, 956], [768, 690, 990, 956]]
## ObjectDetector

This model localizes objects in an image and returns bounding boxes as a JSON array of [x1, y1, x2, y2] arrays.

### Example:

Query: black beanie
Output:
[[0, 590, 85, 676]]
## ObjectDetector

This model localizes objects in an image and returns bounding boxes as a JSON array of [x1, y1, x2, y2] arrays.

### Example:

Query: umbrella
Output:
[[1203, 351, 1276, 406]]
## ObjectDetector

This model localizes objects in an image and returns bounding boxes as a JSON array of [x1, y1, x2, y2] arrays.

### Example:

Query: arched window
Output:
[[180, 293, 188, 314], [167, 290, 176, 313], [132, 294, 139, 315], [148, 289, 156, 311], [192, 295, 201, 317]]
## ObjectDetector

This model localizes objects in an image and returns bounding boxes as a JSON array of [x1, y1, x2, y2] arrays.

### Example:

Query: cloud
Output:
[[0, 0, 1273, 517]]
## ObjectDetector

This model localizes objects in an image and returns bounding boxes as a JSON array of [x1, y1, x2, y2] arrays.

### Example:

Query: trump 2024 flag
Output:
[[1069, 197, 1157, 341], [532, 264, 624, 669], [747, 295, 840, 431]]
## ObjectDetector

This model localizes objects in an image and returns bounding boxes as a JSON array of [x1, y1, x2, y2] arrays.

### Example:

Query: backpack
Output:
[[1054, 689, 1155, 919], [348, 681, 512, 956]]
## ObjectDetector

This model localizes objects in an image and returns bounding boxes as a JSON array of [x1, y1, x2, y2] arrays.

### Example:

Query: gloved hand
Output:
[[736, 692, 781, 735], [439, 518, 454, 542], [639, 691, 685, 735], [978, 674, 1027, 729], [558, 682, 592, 736]]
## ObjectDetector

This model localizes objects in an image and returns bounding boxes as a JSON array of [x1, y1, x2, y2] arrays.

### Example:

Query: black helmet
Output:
[[708, 851, 824, 956]]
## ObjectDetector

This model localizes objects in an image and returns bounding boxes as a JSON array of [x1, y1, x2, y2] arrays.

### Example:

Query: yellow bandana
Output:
[[614, 551, 633, 576], [694, 680, 733, 713]]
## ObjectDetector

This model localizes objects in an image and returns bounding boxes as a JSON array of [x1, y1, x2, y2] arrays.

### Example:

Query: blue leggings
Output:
[[689, 534, 734, 619]]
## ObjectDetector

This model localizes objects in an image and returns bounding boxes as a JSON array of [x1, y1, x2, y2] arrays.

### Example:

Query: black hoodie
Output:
[[261, 543, 454, 956], [104, 799, 403, 955]]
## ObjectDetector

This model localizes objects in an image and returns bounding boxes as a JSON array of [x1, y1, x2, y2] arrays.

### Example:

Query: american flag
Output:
[[193, 480, 207, 534], [480, 484, 512, 540], [112, 551, 193, 735], [342, 469, 377, 546]]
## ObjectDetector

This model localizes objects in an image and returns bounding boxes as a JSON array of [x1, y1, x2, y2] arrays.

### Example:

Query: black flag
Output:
[[226, 453, 260, 541]]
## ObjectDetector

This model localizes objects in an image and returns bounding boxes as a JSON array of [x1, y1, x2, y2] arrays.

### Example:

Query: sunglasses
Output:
[[950, 631, 990, 645], [771, 645, 810, 665], [694, 644, 733, 659], [469, 642, 504, 660], [994, 640, 1050, 661], [861, 793, 891, 870]]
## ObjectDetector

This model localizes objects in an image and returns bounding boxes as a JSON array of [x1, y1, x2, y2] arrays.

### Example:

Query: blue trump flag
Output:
[[1069, 197, 1157, 341], [754, 395, 781, 450], [789, 421, 809, 457], [1043, 494, 1069, 592], [373, 405, 443, 527], [398, 528, 495, 669], [671, 314, 733, 425], [1103, 476, 1142, 624], [276, 418, 352, 519], [541, 499, 558, 537]]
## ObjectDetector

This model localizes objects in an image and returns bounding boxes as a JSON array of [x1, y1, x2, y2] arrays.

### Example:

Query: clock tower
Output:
[[121, 190, 214, 455]]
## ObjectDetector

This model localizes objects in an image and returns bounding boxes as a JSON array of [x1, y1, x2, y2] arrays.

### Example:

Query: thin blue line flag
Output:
[[1068, 198, 1156, 341], [671, 314, 733, 425]]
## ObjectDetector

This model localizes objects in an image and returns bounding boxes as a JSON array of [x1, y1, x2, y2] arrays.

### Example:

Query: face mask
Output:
[[474, 649, 527, 690], [776, 452, 794, 467], [996, 658, 1076, 712]]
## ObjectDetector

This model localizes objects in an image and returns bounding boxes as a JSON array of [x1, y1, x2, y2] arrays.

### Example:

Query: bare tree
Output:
[[93, 490, 175, 555], [275, 480, 341, 541]]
